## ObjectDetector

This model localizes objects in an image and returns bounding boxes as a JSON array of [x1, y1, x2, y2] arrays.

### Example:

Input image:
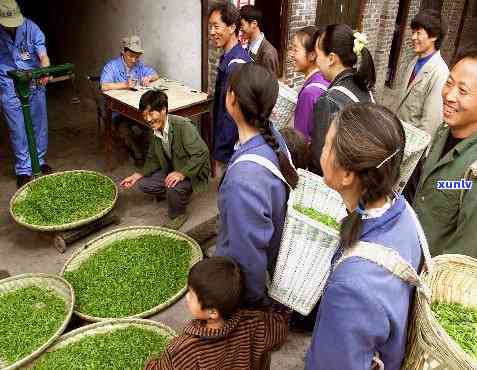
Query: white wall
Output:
[[48, 0, 202, 90]]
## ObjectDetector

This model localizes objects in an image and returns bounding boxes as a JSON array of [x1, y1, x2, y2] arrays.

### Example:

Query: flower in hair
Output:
[[353, 32, 367, 57]]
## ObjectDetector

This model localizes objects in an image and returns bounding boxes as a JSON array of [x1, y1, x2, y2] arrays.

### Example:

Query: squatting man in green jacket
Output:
[[120, 90, 210, 230]]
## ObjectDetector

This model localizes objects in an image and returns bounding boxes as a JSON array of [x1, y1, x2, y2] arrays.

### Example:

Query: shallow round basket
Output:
[[0, 273, 75, 370], [9, 170, 118, 232], [403, 254, 477, 369], [27, 318, 176, 368], [60, 226, 203, 322]]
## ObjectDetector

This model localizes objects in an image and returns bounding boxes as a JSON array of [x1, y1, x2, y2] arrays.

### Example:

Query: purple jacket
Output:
[[294, 72, 329, 142]]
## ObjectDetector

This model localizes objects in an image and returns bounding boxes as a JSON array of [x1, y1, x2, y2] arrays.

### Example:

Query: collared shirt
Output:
[[153, 116, 171, 159], [100, 55, 157, 85], [414, 126, 477, 257], [306, 196, 422, 370], [248, 32, 264, 56], [0, 18, 46, 91]]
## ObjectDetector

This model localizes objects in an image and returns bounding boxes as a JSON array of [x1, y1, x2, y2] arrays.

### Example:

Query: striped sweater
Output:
[[144, 306, 290, 370]]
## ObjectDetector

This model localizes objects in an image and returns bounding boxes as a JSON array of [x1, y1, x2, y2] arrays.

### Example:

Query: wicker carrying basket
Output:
[[0, 273, 75, 370], [395, 121, 431, 194], [270, 81, 298, 130], [9, 170, 118, 232], [27, 318, 176, 368], [60, 226, 203, 322], [402, 254, 477, 370], [269, 169, 347, 316]]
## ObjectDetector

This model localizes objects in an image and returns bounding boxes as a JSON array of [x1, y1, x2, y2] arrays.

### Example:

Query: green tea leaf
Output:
[[64, 235, 192, 318], [0, 286, 67, 365], [294, 205, 341, 231]]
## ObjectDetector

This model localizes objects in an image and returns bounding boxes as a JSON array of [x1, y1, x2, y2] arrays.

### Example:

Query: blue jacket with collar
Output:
[[212, 42, 251, 163], [215, 131, 289, 307], [305, 196, 423, 370]]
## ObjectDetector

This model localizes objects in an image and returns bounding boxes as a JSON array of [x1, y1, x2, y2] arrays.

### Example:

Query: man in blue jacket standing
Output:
[[0, 0, 52, 187], [208, 2, 251, 175]]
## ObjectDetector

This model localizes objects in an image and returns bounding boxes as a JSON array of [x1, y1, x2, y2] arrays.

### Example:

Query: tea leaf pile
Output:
[[294, 205, 341, 231], [64, 234, 192, 318], [12, 172, 116, 226], [32, 326, 171, 370], [432, 302, 477, 359], [0, 286, 67, 365]]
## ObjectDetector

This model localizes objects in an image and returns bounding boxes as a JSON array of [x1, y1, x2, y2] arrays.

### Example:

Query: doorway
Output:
[[385, 0, 411, 88], [254, 0, 289, 78]]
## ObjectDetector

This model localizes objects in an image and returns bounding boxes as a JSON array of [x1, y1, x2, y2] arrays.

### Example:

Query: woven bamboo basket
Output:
[[269, 169, 347, 316], [270, 81, 298, 130], [9, 170, 118, 232], [402, 254, 477, 370], [0, 273, 74, 370], [395, 121, 431, 194], [26, 318, 176, 368], [60, 226, 203, 322]]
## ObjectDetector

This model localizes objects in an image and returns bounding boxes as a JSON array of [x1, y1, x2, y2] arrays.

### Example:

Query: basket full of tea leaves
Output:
[[61, 226, 202, 322], [10, 170, 117, 231], [0, 273, 74, 370], [30, 319, 175, 370]]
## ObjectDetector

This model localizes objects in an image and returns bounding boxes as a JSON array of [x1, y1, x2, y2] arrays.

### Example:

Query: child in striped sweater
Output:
[[144, 256, 290, 370]]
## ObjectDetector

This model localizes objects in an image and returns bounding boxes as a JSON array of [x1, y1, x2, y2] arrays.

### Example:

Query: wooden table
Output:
[[102, 78, 213, 172]]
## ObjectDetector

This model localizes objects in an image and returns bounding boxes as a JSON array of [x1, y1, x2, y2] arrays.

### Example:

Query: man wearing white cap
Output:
[[0, 0, 52, 187], [101, 35, 159, 166]]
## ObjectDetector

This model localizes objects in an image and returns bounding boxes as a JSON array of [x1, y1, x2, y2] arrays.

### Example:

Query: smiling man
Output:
[[414, 44, 477, 258], [209, 2, 251, 174], [396, 9, 449, 136], [120, 90, 210, 230]]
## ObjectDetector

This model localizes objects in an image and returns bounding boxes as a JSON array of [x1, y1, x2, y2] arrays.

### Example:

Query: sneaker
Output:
[[163, 214, 188, 230], [40, 164, 53, 174], [16, 174, 32, 188]]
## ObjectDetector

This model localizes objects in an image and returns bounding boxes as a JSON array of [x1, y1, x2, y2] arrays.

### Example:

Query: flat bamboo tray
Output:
[[60, 226, 203, 322], [0, 273, 74, 370], [27, 318, 176, 369], [9, 170, 118, 232]]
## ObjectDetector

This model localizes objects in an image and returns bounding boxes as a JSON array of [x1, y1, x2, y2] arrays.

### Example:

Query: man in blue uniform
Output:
[[208, 2, 251, 175], [0, 0, 51, 187], [101, 35, 159, 166]]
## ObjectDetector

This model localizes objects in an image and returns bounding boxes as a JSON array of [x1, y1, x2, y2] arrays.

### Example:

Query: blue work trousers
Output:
[[1, 85, 48, 175]]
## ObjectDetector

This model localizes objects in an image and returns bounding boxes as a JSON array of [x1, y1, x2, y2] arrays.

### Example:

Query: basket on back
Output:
[[269, 169, 347, 316], [270, 81, 298, 130], [395, 121, 431, 194], [402, 254, 477, 370]]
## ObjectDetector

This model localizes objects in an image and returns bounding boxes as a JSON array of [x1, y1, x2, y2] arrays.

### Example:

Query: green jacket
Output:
[[142, 114, 210, 193], [414, 126, 477, 257]]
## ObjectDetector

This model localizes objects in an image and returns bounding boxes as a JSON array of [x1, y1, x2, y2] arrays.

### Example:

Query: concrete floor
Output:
[[0, 86, 311, 368]]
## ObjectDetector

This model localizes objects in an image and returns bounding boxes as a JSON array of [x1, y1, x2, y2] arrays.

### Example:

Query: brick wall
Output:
[[391, 0, 421, 92], [440, 0, 467, 62], [283, 0, 319, 88], [458, 0, 477, 55], [361, 0, 400, 101]]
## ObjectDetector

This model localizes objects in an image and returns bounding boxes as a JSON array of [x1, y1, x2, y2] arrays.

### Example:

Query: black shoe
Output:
[[40, 164, 53, 174], [16, 174, 32, 188]]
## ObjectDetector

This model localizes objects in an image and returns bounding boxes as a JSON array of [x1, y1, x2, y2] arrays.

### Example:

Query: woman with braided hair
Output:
[[215, 63, 298, 308], [306, 103, 425, 370]]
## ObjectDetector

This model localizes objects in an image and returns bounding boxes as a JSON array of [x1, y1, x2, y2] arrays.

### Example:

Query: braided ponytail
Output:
[[228, 63, 299, 189]]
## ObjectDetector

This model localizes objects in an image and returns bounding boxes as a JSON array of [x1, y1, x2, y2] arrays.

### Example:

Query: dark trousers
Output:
[[138, 170, 192, 219]]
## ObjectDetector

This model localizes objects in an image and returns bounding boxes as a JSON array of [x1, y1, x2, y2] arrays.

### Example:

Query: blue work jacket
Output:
[[212, 42, 251, 163]]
